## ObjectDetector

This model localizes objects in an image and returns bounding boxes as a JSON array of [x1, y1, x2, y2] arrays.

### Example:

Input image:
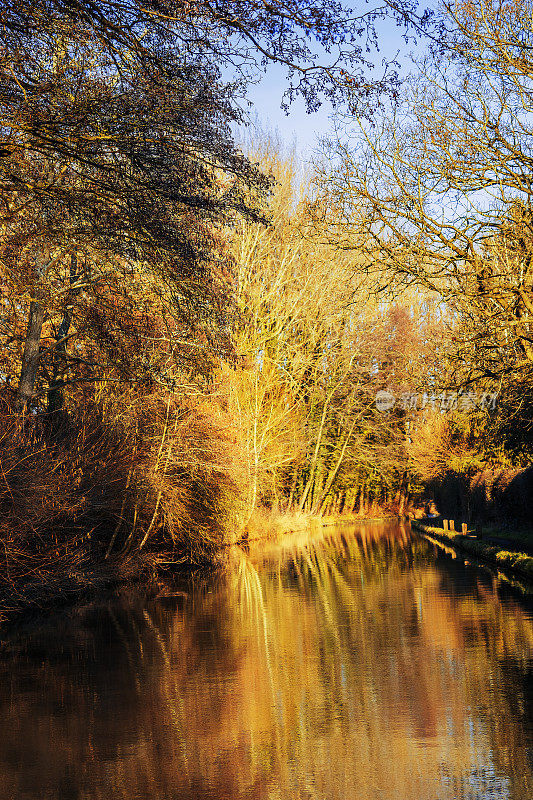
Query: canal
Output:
[[0, 520, 532, 799]]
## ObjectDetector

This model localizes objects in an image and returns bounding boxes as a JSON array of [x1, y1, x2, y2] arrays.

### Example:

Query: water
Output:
[[1, 520, 533, 800]]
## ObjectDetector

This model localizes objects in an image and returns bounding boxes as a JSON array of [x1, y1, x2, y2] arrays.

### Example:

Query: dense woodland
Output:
[[1, 0, 532, 611]]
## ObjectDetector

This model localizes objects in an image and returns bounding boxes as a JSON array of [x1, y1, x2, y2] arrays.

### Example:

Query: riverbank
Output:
[[0, 550, 183, 630], [412, 518, 533, 583], [244, 510, 402, 541]]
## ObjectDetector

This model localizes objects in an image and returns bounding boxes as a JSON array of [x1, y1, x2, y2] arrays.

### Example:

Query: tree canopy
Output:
[[0, 0, 430, 409]]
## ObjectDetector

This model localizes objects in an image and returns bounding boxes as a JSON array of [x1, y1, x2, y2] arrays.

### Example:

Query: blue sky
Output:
[[239, 11, 428, 161]]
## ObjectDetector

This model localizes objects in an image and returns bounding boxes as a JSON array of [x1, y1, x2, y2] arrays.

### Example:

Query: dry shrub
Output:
[[105, 388, 247, 561], [408, 413, 456, 482], [0, 386, 246, 615], [429, 465, 533, 525], [408, 411, 533, 525], [243, 506, 311, 541], [408, 411, 481, 483]]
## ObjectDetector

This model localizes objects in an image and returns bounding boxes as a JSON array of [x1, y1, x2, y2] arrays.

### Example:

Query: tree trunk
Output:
[[48, 252, 79, 414], [350, 487, 359, 513], [298, 356, 355, 512], [315, 416, 358, 514], [16, 249, 59, 412], [17, 286, 46, 411], [359, 483, 367, 516], [287, 465, 299, 511], [298, 400, 329, 511]]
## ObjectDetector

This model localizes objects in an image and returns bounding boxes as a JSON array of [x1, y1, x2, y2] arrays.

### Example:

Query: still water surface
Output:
[[1, 521, 533, 799]]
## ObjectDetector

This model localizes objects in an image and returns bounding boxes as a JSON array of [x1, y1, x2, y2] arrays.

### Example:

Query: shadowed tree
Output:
[[0, 31, 270, 410]]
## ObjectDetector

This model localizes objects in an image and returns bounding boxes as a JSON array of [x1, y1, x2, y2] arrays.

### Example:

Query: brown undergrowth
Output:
[[0, 387, 246, 622]]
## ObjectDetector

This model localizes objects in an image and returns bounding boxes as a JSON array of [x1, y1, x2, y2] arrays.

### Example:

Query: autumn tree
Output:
[[0, 0, 435, 413], [229, 144, 440, 518], [311, 0, 533, 463], [0, 23, 273, 411]]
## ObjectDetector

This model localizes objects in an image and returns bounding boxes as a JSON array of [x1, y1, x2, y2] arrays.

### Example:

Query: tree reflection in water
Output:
[[0, 520, 532, 800]]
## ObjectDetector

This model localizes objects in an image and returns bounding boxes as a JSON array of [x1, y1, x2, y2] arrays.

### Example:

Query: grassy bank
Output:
[[412, 519, 533, 583]]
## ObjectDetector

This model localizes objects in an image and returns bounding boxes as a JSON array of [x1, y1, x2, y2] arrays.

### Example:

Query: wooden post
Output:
[[443, 519, 449, 531], [450, 519, 455, 531], [462, 522, 467, 534]]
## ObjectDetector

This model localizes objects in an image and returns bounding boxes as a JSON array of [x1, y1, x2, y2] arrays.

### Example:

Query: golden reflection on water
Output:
[[0, 521, 533, 799]]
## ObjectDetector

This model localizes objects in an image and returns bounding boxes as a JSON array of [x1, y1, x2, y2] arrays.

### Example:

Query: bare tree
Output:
[[315, 0, 533, 391], [229, 145, 436, 517]]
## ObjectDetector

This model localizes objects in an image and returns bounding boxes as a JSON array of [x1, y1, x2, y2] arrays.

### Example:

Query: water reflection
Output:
[[0, 521, 532, 799]]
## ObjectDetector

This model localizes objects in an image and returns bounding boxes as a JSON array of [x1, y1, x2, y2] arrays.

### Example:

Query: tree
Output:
[[0, 26, 270, 410], [229, 144, 438, 517], [314, 0, 533, 391], [1, 1, 424, 117], [0, 0, 431, 411]]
